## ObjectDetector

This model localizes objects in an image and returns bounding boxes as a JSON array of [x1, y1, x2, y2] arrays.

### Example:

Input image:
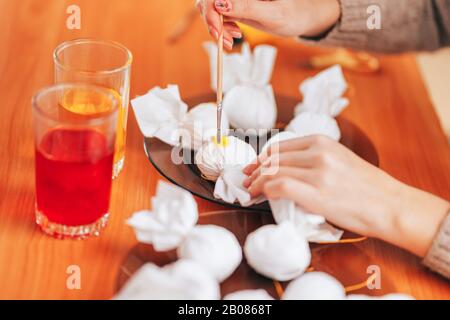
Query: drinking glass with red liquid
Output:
[[32, 84, 119, 239]]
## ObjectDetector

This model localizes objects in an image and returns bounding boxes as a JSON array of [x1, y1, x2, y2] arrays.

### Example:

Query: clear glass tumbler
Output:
[[54, 39, 132, 178], [32, 83, 119, 239]]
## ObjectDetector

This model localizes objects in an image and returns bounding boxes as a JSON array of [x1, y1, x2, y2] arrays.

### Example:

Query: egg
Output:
[[282, 272, 346, 300], [195, 136, 257, 181], [180, 102, 230, 151], [244, 222, 311, 281], [114, 260, 220, 300], [177, 225, 242, 282], [224, 289, 274, 300], [286, 112, 341, 141], [223, 85, 277, 133]]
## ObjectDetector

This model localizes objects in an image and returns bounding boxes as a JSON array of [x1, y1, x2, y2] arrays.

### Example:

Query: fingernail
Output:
[[224, 38, 233, 49], [215, 0, 231, 12], [243, 178, 251, 188], [230, 31, 242, 39], [209, 27, 219, 39]]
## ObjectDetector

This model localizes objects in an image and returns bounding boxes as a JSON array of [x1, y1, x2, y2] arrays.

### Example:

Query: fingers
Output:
[[215, 0, 277, 23], [199, 1, 242, 50], [243, 136, 316, 175], [222, 21, 242, 50], [200, 0, 222, 38], [262, 177, 317, 205], [244, 151, 317, 188], [223, 21, 242, 39], [247, 167, 314, 198]]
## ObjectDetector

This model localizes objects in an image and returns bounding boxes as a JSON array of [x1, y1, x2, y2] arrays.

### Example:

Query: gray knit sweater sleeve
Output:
[[306, 0, 450, 53], [423, 212, 450, 279]]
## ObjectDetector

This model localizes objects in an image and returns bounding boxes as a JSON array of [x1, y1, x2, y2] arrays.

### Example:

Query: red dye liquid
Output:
[[35, 129, 114, 226]]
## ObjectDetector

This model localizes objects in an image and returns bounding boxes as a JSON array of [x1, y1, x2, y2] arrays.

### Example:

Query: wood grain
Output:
[[0, 0, 449, 299]]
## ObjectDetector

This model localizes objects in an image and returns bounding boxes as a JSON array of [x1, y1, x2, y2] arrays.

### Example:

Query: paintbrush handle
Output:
[[216, 14, 224, 143]]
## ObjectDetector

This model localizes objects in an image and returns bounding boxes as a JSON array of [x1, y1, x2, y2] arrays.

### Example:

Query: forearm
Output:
[[303, 0, 450, 53], [385, 184, 449, 258]]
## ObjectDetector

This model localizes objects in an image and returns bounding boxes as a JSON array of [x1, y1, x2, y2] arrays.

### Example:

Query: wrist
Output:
[[379, 180, 449, 257], [302, 0, 341, 37]]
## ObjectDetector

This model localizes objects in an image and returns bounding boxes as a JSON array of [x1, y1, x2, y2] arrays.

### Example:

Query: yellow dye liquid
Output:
[[60, 87, 127, 168], [212, 135, 229, 147]]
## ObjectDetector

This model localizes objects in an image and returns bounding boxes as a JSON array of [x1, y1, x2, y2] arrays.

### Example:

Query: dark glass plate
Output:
[[144, 94, 379, 212], [117, 210, 394, 298]]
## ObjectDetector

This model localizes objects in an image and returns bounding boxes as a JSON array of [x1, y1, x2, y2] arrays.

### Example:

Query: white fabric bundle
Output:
[[131, 85, 229, 151], [286, 65, 348, 141], [114, 260, 220, 300], [204, 42, 278, 132], [195, 136, 257, 182], [294, 65, 349, 117], [282, 272, 346, 300], [196, 136, 265, 206], [177, 225, 242, 282], [286, 112, 341, 141], [224, 289, 274, 300], [270, 199, 343, 243], [127, 181, 198, 251], [244, 222, 311, 281]]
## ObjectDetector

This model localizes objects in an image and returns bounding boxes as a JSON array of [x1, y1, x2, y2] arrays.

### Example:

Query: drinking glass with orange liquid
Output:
[[32, 84, 119, 239], [54, 39, 132, 178]]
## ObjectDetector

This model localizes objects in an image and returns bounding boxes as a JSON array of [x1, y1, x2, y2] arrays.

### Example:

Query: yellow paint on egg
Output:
[[212, 135, 229, 147]]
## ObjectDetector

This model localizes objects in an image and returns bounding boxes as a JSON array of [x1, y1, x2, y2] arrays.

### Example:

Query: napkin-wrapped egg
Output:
[[224, 289, 274, 300], [195, 136, 257, 182], [127, 181, 198, 251], [114, 260, 220, 300], [177, 225, 242, 282], [131, 85, 230, 151], [282, 272, 346, 300], [181, 102, 230, 151], [286, 112, 341, 141], [244, 222, 311, 281], [204, 42, 278, 133]]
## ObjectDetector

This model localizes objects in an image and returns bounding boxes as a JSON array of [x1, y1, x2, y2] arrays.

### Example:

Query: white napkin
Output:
[[203, 42, 276, 92], [270, 199, 343, 243], [294, 65, 349, 117], [131, 85, 229, 150], [181, 102, 230, 150], [244, 222, 311, 281], [177, 225, 242, 282], [114, 260, 220, 300], [224, 289, 274, 300], [214, 165, 265, 207], [195, 136, 265, 206], [287, 65, 348, 141], [195, 136, 257, 182], [286, 112, 341, 141], [282, 272, 346, 300], [204, 42, 278, 132], [127, 181, 198, 252]]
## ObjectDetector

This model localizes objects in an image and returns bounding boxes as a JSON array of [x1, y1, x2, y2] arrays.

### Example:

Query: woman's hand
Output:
[[197, 0, 341, 49], [243, 135, 450, 257]]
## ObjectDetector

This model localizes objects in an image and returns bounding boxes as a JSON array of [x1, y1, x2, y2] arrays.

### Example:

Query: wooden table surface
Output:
[[0, 0, 449, 300]]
